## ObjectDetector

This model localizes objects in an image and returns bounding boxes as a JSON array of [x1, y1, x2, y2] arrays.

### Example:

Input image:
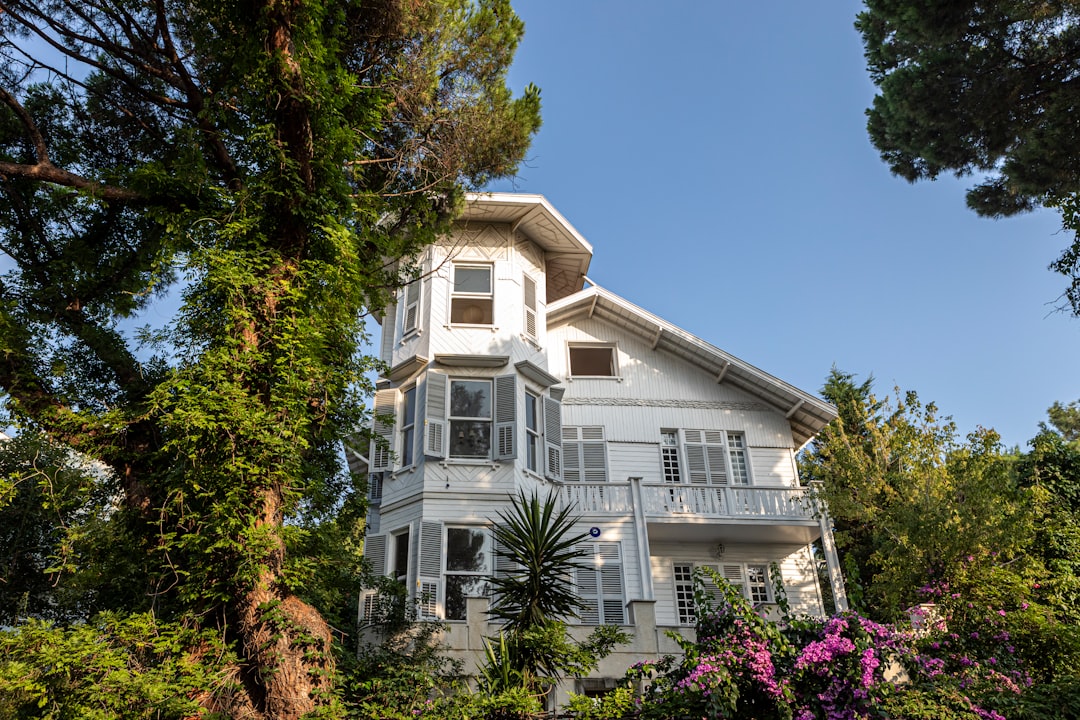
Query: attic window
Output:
[[569, 344, 617, 377]]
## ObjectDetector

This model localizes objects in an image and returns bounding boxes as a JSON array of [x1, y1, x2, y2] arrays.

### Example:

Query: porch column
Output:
[[628, 476, 655, 601], [812, 482, 849, 612]]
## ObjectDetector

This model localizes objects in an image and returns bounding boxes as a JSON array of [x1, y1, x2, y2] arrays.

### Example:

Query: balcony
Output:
[[556, 479, 822, 544]]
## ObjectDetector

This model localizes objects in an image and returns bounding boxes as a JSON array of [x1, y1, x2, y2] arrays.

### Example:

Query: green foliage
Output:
[[488, 490, 589, 631], [801, 370, 1033, 620], [0, 612, 233, 720], [0, 0, 540, 715], [858, 1, 1080, 314]]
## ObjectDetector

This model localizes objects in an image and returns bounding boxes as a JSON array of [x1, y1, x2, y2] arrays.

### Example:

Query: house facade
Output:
[[354, 193, 846, 702]]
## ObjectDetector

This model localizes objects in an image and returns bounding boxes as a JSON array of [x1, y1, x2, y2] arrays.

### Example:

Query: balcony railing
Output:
[[557, 480, 816, 522]]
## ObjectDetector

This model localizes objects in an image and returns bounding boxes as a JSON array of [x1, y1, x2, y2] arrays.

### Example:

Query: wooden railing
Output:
[[557, 480, 816, 521]]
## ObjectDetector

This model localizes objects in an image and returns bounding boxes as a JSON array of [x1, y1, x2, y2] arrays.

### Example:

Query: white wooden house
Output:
[[354, 193, 845, 701]]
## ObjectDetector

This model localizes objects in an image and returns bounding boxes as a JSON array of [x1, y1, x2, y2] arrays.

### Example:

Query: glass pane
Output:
[[393, 533, 409, 579], [454, 266, 491, 294], [525, 393, 538, 431], [445, 575, 488, 620], [450, 298, 493, 324], [450, 381, 491, 418], [447, 528, 489, 572], [450, 420, 491, 458], [403, 387, 416, 426]]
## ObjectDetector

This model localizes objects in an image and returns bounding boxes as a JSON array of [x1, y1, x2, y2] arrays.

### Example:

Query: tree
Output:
[[858, 2, 1080, 313], [800, 371, 1032, 620], [1043, 399, 1080, 444], [0, 1, 540, 717]]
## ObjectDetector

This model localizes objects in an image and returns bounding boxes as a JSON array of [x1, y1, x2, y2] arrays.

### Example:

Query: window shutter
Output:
[[424, 371, 447, 459], [523, 275, 537, 339], [494, 374, 517, 460], [704, 431, 728, 485], [370, 389, 397, 472], [684, 430, 729, 485], [417, 520, 443, 619], [575, 564, 601, 625], [581, 427, 607, 482], [576, 542, 624, 625], [368, 473, 383, 503], [543, 395, 562, 480], [365, 533, 388, 576], [403, 278, 421, 334], [599, 543, 626, 624], [412, 378, 426, 466], [359, 591, 379, 623], [723, 563, 746, 598]]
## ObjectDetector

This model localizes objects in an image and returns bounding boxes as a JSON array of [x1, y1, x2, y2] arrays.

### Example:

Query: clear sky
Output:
[[486, 0, 1080, 449]]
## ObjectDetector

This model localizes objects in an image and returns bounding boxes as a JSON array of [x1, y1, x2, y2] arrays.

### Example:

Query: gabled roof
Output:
[[546, 285, 837, 448], [461, 193, 592, 303]]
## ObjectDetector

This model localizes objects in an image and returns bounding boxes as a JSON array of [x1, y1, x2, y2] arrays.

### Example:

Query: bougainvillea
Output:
[[567, 568, 1024, 720]]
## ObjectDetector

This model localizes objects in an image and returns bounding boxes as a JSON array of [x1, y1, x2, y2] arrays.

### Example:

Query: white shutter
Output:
[[403, 278, 421, 334], [494, 374, 517, 460], [424, 371, 447, 459], [365, 533, 388, 576], [723, 563, 746, 599], [359, 591, 379, 623], [598, 543, 626, 624], [684, 430, 730, 485], [370, 389, 397, 472], [543, 395, 562, 480], [368, 473, 383, 503], [576, 542, 624, 625], [523, 275, 537, 339], [575, 564, 601, 625], [562, 427, 607, 483], [417, 521, 443, 619]]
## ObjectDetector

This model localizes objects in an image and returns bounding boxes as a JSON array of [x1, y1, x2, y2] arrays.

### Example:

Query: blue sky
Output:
[[487, 0, 1080, 448]]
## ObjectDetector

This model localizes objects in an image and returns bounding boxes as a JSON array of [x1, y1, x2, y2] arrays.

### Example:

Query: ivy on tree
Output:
[[0, 1, 539, 718]]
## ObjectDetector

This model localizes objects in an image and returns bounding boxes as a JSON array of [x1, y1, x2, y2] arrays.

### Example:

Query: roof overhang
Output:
[[461, 193, 593, 303], [547, 285, 837, 448]]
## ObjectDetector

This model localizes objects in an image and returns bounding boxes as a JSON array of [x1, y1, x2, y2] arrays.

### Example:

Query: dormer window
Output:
[[451, 264, 493, 325]]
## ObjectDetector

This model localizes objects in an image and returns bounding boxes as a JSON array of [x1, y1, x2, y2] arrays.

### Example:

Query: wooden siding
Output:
[[550, 318, 795, 448], [608, 441, 663, 484], [749, 447, 798, 487], [648, 541, 822, 626]]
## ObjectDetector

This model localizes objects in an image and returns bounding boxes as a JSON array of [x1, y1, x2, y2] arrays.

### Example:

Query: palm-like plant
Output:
[[487, 490, 588, 632]]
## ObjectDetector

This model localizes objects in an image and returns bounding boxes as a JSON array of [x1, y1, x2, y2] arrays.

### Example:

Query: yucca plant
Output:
[[487, 490, 588, 632]]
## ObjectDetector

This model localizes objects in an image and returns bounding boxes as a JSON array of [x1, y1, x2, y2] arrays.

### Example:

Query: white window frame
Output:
[[399, 385, 417, 468], [450, 263, 494, 326], [448, 378, 493, 460], [525, 391, 540, 474], [672, 562, 774, 625], [567, 343, 619, 378], [444, 526, 492, 621], [660, 430, 682, 484]]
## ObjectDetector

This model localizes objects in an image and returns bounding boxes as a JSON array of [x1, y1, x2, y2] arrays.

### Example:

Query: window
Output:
[[673, 562, 773, 624], [400, 386, 416, 467], [451, 264, 493, 325], [402, 277, 421, 335], [562, 426, 607, 482], [445, 527, 491, 620], [392, 530, 410, 584], [663, 429, 753, 486], [728, 433, 749, 485], [568, 344, 617, 377], [661, 430, 681, 484], [525, 392, 540, 473], [449, 379, 492, 458], [368, 472, 383, 503], [523, 275, 538, 339], [576, 543, 626, 625]]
